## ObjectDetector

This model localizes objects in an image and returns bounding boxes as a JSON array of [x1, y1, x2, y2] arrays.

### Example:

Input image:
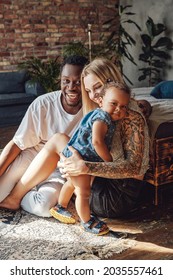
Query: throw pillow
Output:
[[0, 71, 28, 94], [150, 81, 173, 99], [25, 80, 46, 96]]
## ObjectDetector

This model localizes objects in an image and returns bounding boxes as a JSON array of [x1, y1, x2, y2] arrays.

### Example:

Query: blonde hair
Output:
[[81, 57, 124, 115]]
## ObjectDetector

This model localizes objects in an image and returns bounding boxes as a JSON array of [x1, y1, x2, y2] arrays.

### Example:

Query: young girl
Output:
[[50, 81, 131, 235]]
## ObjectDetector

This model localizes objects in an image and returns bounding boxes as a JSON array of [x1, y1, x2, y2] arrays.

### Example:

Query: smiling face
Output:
[[100, 87, 130, 121], [83, 74, 130, 121], [60, 64, 83, 114], [83, 74, 104, 104]]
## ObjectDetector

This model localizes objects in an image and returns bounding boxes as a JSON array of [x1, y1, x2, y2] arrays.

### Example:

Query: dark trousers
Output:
[[90, 177, 147, 218]]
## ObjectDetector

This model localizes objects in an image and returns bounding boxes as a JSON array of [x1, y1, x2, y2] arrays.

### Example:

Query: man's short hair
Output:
[[60, 55, 88, 72]]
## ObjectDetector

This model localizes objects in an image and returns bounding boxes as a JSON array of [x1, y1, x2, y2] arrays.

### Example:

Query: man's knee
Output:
[[21, 191, 53, 217], [20, 177, 62, 217]]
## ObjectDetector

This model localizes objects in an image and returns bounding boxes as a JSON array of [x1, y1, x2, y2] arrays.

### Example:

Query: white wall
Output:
[[120, 0, 173, 87]]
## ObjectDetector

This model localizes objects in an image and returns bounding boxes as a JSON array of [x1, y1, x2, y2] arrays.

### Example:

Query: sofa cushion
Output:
[[150, 81, 173, 99], [0, 71, 28, 94], [0, 93, 35, 106], [0, 104, 31, 127]]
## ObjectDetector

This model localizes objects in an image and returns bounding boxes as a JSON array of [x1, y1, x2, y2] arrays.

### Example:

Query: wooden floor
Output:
[[0, 126, 173, 260], [107, 186, 173, 260], [0, 125, 18, 148]]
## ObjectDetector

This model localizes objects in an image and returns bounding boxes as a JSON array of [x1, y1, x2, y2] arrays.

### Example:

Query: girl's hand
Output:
[[58, 146, 89, 177]]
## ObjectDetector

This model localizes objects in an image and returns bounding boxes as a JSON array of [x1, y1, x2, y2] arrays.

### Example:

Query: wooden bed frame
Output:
[[145, 136, 173, 205], [133, 87, 173, 205]]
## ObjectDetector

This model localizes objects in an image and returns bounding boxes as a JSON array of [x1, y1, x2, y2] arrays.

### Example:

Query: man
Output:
[[0, 55, 88, 217]]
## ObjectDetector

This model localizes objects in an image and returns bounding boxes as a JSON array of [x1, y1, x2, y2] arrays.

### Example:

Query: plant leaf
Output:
[[153, 37, 173, 49], [152, 49, 171, 59], [123, 19, 141, 30], [146, 17, 155, 37], [141, 34, 151, 46], [154, 23, 166, 36]]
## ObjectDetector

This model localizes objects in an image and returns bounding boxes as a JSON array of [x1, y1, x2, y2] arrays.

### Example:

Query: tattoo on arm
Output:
[[85, 111, 145, 178]]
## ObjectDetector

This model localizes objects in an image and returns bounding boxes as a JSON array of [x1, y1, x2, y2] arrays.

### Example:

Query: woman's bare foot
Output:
[[0, 196, 20, 210]]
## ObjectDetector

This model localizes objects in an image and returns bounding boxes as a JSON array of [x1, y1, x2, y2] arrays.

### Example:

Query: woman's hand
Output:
[[58, 146, 89, 177]]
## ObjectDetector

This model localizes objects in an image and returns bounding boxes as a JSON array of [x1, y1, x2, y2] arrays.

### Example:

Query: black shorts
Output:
[[90, 177, 146, 218]]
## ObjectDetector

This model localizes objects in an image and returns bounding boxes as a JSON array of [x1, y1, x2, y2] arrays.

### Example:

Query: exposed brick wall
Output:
[[0, 0, 119, 71]]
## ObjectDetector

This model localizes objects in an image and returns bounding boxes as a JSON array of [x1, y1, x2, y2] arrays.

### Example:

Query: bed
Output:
[[132, 87, 173, 205]]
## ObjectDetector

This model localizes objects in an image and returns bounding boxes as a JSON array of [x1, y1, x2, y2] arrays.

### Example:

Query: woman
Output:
[[0, 57, 149, 221]]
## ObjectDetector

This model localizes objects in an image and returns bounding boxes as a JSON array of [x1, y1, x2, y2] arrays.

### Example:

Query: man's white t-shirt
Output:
[[13, 90, 83, 152]]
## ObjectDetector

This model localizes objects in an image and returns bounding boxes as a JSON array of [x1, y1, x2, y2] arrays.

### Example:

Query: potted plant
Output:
[[103, 4, 141, 85], [62, 40, 108, 62], [18, 56, 61, 93], [138, 17, 173, 86], [62, 41, 88, 58]]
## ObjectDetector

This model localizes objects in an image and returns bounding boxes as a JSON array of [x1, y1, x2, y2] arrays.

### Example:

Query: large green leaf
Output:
[[153, 37, 173, 49], [151, 60, 166, 68], [138, 74, 147, 81], [139, 68, 152, 75], [154, 23, 166, 36], [152, 49, 171, 59], [146, 17, 155, 37], [139, 53, 150, 62], [141, 34, 151, 47]]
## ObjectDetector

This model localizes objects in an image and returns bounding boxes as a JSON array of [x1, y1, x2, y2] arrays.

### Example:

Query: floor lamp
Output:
[[88, 24, 92, 62]]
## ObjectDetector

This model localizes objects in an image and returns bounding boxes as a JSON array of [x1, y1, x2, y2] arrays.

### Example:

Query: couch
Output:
[[0, 71, 45, 127]]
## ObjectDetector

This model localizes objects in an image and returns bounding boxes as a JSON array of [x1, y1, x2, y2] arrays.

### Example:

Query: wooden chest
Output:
[[145, 136, 173, 204]]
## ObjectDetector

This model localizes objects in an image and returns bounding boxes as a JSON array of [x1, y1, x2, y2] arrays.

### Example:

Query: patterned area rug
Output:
[[0, 205, 136, 260]]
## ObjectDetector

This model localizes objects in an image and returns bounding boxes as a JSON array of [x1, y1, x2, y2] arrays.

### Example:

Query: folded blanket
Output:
[[132, 87, 173, 141]]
